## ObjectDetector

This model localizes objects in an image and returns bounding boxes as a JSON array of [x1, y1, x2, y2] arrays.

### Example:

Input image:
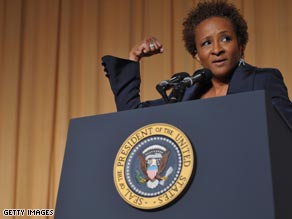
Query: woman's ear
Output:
[[239, 45, 244, 58], [194, 54, 201, 64]]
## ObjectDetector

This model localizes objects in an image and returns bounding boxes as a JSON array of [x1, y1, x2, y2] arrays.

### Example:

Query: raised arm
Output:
[[102, 37, 165, 111]]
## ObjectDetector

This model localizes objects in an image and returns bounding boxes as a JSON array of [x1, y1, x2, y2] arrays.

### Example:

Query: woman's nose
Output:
[[211, 41, 224, 55]]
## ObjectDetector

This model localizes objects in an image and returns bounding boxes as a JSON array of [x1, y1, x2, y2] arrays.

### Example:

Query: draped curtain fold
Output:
[[1, 0, 291, 218]]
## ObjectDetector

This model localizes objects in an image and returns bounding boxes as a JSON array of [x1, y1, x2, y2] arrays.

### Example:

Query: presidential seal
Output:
[[113, 123, 195, 210]]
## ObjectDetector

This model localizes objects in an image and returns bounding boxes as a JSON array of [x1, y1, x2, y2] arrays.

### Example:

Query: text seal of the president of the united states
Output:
[[113, 123, 195, 210]]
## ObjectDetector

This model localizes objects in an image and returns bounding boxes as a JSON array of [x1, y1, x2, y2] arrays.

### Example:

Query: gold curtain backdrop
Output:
[[1, 0, 292, 218]]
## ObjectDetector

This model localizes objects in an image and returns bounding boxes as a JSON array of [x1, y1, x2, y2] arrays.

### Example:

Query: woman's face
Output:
[[194, 16, 242, 79]]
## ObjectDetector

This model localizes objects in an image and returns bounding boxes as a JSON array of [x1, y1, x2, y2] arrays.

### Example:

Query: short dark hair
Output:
[[182, 0, 248, 57]]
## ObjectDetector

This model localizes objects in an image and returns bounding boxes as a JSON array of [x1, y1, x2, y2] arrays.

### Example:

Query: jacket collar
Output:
[[227, 63, 256, 94]]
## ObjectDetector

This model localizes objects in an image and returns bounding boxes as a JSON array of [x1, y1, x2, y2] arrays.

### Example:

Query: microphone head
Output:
[[192, 68, 212, 81], [158, 72, 190, 87], [170, 72, 190, 82]]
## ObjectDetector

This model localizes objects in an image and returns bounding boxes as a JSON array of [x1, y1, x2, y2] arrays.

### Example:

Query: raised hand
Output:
[[129, 36, 164, 62]]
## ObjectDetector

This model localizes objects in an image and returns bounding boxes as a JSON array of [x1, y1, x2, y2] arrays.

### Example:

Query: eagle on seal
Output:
[[138, 150, 170, 182]]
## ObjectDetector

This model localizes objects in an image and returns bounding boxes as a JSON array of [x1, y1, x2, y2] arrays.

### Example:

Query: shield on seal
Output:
[[146, 159, 158, 180]]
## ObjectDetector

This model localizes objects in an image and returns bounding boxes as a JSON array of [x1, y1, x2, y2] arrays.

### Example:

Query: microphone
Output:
[[179, 68, 212, 87], [156, 72, 190, 90], [168, 69, 212, 103], [156, 72, 190, 103]]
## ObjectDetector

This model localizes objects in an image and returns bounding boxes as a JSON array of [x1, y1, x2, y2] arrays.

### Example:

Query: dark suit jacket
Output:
[[102, 55, 292, 126]]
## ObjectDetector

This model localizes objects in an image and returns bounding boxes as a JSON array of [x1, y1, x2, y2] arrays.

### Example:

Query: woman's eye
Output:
[[222, 36, 231, 42], [202, 40, 211, 46]]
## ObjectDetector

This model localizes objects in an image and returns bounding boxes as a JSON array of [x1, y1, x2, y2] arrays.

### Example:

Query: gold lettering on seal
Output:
[[113, 123, 195, 210]]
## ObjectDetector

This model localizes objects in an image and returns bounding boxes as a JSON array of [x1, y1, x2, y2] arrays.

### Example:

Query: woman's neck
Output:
[[200, 78, 229, 99]]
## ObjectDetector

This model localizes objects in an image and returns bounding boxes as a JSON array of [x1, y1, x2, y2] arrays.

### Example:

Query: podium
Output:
[[55, 91, 292, 219]]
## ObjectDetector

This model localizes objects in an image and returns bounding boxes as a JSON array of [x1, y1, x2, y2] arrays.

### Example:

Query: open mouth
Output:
[[212, 59, 227, 66]]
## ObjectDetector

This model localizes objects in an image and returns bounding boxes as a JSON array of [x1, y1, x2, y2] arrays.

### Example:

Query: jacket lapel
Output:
[[227, 64, 256, 95]]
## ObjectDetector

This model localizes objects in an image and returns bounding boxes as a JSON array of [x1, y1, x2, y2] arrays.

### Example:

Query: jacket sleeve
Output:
[[101, 55, 165, 111]]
